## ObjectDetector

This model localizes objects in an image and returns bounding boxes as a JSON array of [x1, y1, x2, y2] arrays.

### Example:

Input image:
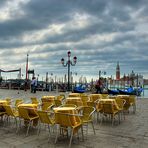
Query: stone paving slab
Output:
[[0, 89, 148, 148]]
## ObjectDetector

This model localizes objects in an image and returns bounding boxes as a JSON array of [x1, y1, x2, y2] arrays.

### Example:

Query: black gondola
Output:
[[108, 89, 119, 95]]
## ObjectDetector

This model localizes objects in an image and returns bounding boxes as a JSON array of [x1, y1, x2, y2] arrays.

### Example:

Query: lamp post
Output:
[[99, 70, 107, 89], [99, 70, 106, 79], [25, 53, 29, 81], [61, 51, 77, 91]]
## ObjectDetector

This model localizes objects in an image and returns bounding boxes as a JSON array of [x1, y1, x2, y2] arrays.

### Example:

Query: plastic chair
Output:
[[3, 105, 19, 128], [18, 107, 39, 136], [37, 110, 55, 141], [55, 112, 84, 148], [80, 106, 96, 136]]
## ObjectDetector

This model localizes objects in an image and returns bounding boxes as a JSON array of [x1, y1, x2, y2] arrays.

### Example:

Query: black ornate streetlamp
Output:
[[61, 51, 77, 91], [99, 70, 106, 79]]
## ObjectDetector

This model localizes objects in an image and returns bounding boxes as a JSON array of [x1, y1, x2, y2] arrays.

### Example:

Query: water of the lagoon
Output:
[[143, 85, 148, 98]]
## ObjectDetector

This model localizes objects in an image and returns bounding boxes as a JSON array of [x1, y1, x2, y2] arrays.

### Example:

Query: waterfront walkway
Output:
[[0, 89, 148, 148]]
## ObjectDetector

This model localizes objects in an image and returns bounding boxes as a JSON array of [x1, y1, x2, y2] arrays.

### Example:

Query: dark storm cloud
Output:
[[0, 0, 147, 79], [0, 0, 8, 8]]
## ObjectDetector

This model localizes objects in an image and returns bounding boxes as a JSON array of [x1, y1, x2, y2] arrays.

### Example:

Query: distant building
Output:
[[116, 61, 120, 80]]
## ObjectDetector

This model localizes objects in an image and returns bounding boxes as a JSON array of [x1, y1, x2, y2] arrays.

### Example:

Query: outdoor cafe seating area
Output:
[[0, 93, 137, 147]]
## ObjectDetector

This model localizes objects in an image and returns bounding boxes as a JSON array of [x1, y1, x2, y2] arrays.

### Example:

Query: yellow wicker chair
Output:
[[37, 110, 55, 141], [3, 105, 19, 128], [101, 102, 120, 126], [55, 112, 84, 148], [115, 98, 126, 120], [80, 106, 96, 136], [17, 107, 39, 136]]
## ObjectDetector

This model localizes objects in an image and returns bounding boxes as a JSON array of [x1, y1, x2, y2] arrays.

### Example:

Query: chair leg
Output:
[[69, 129, 74, 148], [81, 126, 84, 141], [55, 125, 60, 144], [16, 118, 21, 134], [48, 125, 52, 143], [14, 117, 18, 129], [26, 121, 31, 136], [37, 121, 41, 135], [133, 104, 136, 114], [91, 121, 96, 135]]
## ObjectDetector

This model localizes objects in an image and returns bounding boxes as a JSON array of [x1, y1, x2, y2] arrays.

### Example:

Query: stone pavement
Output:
[[0, 89, 148, 148]]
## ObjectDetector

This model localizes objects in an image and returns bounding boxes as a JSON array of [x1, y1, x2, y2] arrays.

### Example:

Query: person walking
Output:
[[95, 78, 103, 94]]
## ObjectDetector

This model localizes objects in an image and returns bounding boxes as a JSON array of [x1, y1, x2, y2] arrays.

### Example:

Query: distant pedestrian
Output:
[[31, 77, 35, 93], [95, 78, 103, 94], [33, 77, 37, 93], [24, 80, 28, 91]]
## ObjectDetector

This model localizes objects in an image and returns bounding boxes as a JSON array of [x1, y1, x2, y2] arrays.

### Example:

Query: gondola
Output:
[[118, 87, 143, 96], [108, 89, 119, 95], [117, 89, 136, 95], [73, 84, 86, 93]]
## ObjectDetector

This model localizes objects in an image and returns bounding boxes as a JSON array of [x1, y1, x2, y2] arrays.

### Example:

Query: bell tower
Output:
[[116, 61, 120, 80]]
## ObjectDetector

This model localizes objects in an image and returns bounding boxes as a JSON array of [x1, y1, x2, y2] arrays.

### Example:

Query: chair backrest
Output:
[[81, 96, 89, 106], [41, 102, 54, 111], [87, 101, 95, 107], [15, 99, 23, 108], [81, 106, 95, 121], [65, 100, 83, 107], [56, 95, 65, 101], [18, 107, 30, 119], [100, 94, 109, 99], [37, 110, 54, 124], [115, 98, 126, 109], [5, 98, 11, 105], [129, 95, 136, 104], [54, 99, 62, 107], [31, 97, 39, 105], [102, 103, 114, 114], [3, 105, 14, 116], [89, 94, 102, 102]]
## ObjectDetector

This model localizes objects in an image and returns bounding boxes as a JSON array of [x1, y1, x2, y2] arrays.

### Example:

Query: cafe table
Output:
[[65, 97, 83, 108], [97, 99, 120, 110]]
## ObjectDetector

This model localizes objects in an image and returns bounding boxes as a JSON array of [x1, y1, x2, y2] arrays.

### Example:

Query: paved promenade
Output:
[[0, 89, 148, 148]]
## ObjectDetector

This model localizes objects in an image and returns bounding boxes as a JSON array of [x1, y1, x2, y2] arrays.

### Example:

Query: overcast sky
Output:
[[0, 0, 148, 81]]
